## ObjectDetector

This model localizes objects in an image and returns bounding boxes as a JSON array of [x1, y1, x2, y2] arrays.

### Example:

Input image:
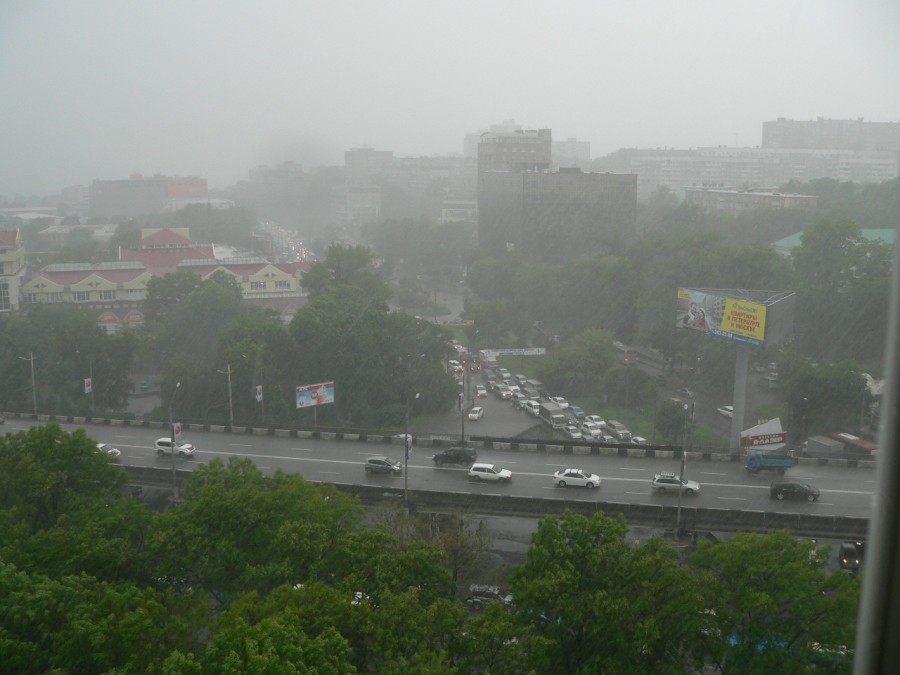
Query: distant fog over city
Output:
[[1, 0, 898, 197]]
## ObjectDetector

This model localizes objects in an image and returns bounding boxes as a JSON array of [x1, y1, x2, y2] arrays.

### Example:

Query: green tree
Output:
[[510, 511, 708, 673], [148, 457, 364, 604], [536, 328, 617, 395], [0, 424, 126, 536], [655, 398, 693, 445], [687, 531, 860, 674], [302, 243, 391, 304]]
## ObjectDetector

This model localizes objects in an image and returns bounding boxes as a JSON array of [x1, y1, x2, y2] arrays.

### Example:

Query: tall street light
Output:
[[403, 391, 420, 507], [18, 352, 37, 418], [169, 382, 182, 501], [676, 400, 694, 538], [218, 364, 234, 429]]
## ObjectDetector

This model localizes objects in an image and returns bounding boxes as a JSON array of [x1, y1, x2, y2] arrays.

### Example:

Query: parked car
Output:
[[563, 425, 583, 440], [548, 396, 569, 409], [514, 373, 529, 386], [155, 438, 195, 458], [494, 385, 512, 399], [770, 479, 820, 501], [606, 420, 632, 441], [468, 462, 512, 482], [96, 443, 121, 461], [599, 433, 617, 444], [497, 368, 511, 380], [432, 446, 477, 467], [567, 404, 586, 419], [631, 436, 649, 445], [677, 387, 696, 399], [511, 392, 529, 408], [717, 405, 734, 418], [553, 468, 601, 489], [651, 472, 700, 495], [467, 406, 484, 420], [474, 384, 487, 398], [584, 415, 606, 429], [365, 455, 402, 475], [465, 584, 514, 611]]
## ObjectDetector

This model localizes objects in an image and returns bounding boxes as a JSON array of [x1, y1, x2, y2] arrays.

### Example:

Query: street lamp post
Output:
[[403, 392, 419, 506], [218, 364, 234, 429], [169, 382, 181, 500], [676, 401, 693, 538], [18, 352, 37, 418]]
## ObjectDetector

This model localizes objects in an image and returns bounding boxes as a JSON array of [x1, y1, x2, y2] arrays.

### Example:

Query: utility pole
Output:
[[676, 401, 694, 538], [18, 352, 37, 418], [169, 382, 181, 500], [218, 364, 234, 429]]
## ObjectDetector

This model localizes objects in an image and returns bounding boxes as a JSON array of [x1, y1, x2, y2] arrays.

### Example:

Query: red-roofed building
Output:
[[0, 229, 26, 312]]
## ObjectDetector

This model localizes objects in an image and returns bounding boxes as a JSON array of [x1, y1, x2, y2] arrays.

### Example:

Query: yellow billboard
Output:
[[677, 288, 768, 347]]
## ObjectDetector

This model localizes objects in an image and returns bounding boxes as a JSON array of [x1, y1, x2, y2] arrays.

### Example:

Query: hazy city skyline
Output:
[[2, 0, 898, 197]]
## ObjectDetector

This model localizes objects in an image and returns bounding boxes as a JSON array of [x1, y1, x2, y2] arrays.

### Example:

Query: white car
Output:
[[155, 437, 195, 458], [523, 400, 541, 416], [96, 443, 121, 460], [553, 468, 601, 489], [563, 425, 582, 440], [580, 421, 603, 440], [548, 396, 569, 409], [717, 405, 734, 418], [584, 415, 606, 429], [468, 406, 484, 420], [468, 463, 512, 482], [631, 436, 650, 445], [474, 384, 487, 398], [651, 472, 700, 495]]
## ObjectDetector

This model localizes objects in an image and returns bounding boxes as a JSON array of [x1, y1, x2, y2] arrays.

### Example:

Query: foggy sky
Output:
[[2, 0, 898, 197]]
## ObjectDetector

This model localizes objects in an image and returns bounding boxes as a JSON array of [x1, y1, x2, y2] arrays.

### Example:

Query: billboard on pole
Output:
[[296, 382, 335, 408], [677, 288, 768, 348]]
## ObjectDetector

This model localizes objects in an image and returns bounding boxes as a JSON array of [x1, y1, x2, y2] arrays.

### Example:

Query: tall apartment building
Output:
[[345, 148, 394, 187], [762, 117, 900, 153], [477, 129, 552, 173], [478, 168, 637, 263], [552, 137, 592, 169]]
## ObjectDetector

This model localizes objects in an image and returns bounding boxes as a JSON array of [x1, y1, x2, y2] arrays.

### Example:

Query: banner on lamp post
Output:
[[84, 377, 92, 394], [255, 385, 263, 402]]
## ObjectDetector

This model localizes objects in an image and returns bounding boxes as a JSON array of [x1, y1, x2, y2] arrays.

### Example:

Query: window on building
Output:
[[73, 291, 90, 302], [0, 279, 9, 310], [250, 281, 267, 290], [275, 280, 290, 290], [100, 290, 116, 300], [48, 292, 64, 303]]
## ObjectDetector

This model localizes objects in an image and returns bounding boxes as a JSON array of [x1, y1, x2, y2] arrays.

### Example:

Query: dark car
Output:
[[770, 479, 820, 502], [839, 541, 865, 575], [432, 446, 477, 467], [364, 455, 402, 475]]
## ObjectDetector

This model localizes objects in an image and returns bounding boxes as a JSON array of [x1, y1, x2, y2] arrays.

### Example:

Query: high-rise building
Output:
[[762, 117, 900, 153], [478, 129, 552, 173], [89, 174, 208, 218], [477, 168, 637, 262]]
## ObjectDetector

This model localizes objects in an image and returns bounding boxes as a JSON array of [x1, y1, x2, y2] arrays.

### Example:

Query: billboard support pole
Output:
[[731, 345, 750, 450]]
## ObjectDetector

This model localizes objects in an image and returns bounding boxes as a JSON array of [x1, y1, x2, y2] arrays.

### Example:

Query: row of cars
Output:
[[367, 448, 823, 503], [93, 437, 196, 462]]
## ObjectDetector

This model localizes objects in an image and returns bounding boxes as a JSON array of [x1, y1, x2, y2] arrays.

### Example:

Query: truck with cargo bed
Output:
[[539, 402, 568, 430], [745, 450, 797, 475]]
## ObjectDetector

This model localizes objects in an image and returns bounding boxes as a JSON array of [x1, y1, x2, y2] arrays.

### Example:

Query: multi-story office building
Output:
[[478, 168, 637, 263], [684, 187, 819, 214], [762, 117, 900, 153], [478, 129, 552, 173]]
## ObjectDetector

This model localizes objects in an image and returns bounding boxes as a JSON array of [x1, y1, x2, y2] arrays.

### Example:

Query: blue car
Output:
[[567, 405, 586, 419]]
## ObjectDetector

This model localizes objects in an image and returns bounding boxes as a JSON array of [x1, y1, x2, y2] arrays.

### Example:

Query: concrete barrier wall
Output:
[[122, 466, 869, 539]]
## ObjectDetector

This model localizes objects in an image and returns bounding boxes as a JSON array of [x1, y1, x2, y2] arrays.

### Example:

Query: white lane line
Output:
[[230, 443, 253, 447], [717, 496, 748, 501], [700, 471, 727, 476], [619, 467, 646, 472], [291, 447, 316, 452]]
